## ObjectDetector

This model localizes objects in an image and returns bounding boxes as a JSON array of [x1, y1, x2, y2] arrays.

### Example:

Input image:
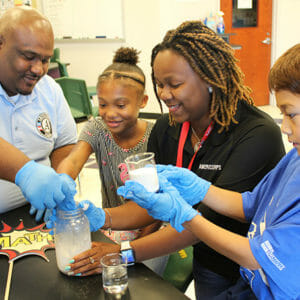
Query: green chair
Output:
[[56, 61, 69, 77], [87, 85, 97, 99], [55, 77, 98, 121], [51, 48, 95, 98], [50, 48, 69, 77], [50, 48, 60, 63], [162, 246, 194, 293]]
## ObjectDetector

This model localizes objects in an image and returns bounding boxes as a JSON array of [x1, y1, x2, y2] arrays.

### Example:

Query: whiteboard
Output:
[[41, 0, 124, 39]]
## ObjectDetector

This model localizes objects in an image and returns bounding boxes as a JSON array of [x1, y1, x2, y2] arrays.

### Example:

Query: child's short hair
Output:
[[269, 43, 300, 94], [97, 47, 145, 92]]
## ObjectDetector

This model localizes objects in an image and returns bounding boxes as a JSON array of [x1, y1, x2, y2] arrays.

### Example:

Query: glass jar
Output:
[[54, 206, 91, 274]]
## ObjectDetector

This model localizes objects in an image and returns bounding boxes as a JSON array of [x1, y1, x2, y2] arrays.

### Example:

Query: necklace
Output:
[[191, 121, 214, 153], [177, 121, 214, 169], [191, 127, 202, 152]]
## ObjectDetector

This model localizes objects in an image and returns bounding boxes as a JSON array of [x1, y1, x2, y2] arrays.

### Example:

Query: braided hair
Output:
[[97, 47, 145, 95], [151, 21, 253, 131]]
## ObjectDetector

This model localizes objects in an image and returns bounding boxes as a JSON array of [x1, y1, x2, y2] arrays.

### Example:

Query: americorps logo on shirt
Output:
[[36, 112, 52, 138], [198, 164, 222, 170], [261, 240, 285, 271]]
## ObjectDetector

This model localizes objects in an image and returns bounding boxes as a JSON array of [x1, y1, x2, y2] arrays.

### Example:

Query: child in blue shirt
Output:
[[118, 43, 300, 299]]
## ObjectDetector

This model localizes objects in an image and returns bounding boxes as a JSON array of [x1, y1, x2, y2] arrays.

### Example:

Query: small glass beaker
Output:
[[101, 253, 128, 297], [125, 152, 159, 192], [54, 206, 91, 274]]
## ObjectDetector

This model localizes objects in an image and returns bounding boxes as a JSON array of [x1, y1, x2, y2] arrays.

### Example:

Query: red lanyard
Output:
[[176, 121, 213, 170]]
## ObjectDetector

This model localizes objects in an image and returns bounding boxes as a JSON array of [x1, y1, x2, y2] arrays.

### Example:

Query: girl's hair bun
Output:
[[113, 47, 140, 65]]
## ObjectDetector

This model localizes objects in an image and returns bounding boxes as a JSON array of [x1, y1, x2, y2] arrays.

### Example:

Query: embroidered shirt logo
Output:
[[198, 164, 222, 170], [261, 240, 285, 271], [36, 113, 52, 138]]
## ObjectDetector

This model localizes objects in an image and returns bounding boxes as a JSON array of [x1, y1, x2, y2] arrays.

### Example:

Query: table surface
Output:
[[0, 205, 189, 300]]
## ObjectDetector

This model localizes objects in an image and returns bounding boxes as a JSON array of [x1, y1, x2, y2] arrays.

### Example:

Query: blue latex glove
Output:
[[29, 206, 53, 222], [117, 175, 199, 232], [15, 160, 77, 210], [46, 208, 56, 235], [156, 164, 211, 206], [45, 195, 77, 233], [56, 175, 77, 211], [78, 200, 106, 232], [46, 200, 105, 234], [31, 192, 76, 224]]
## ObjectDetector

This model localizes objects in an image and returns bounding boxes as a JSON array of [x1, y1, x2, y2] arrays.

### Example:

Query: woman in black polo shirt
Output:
[[65, 21, 285, 299], [143, 21, 285, 299]]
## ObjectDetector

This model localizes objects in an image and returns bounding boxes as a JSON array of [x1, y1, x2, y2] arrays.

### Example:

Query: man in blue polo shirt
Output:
[[0, 7, 77, 214]]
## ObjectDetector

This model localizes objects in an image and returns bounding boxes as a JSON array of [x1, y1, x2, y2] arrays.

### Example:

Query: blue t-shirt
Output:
[[0, 75, 77, 213], [242, 148, 300, 299]]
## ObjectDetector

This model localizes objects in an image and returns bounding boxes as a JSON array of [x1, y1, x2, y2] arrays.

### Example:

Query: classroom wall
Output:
[[46, 0, 300, 111], [51, 0, 219, 113], [270, 0, 300, 105], [272, 0, 300, 60]]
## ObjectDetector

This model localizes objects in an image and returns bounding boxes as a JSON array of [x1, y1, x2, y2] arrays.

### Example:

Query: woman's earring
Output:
[[208, 86, 213, 94]]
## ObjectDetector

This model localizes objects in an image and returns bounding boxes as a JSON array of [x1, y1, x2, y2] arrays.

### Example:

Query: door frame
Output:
[[270, 0, 278, 105], [218, 0, 277, 105]]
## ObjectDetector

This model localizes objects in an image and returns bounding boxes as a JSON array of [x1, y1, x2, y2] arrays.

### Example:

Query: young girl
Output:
[[57, 47, 158, 243]]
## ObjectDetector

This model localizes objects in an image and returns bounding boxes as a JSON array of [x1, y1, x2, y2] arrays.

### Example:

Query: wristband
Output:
[[120, 241, 135, 266], [104, 209, 112, 235]]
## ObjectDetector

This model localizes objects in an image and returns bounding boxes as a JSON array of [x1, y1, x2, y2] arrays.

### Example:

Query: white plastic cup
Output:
[[125, 152, 159, 192]]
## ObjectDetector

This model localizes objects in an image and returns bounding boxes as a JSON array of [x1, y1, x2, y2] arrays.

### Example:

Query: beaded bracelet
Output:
[[104, 208, 112, 235]]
